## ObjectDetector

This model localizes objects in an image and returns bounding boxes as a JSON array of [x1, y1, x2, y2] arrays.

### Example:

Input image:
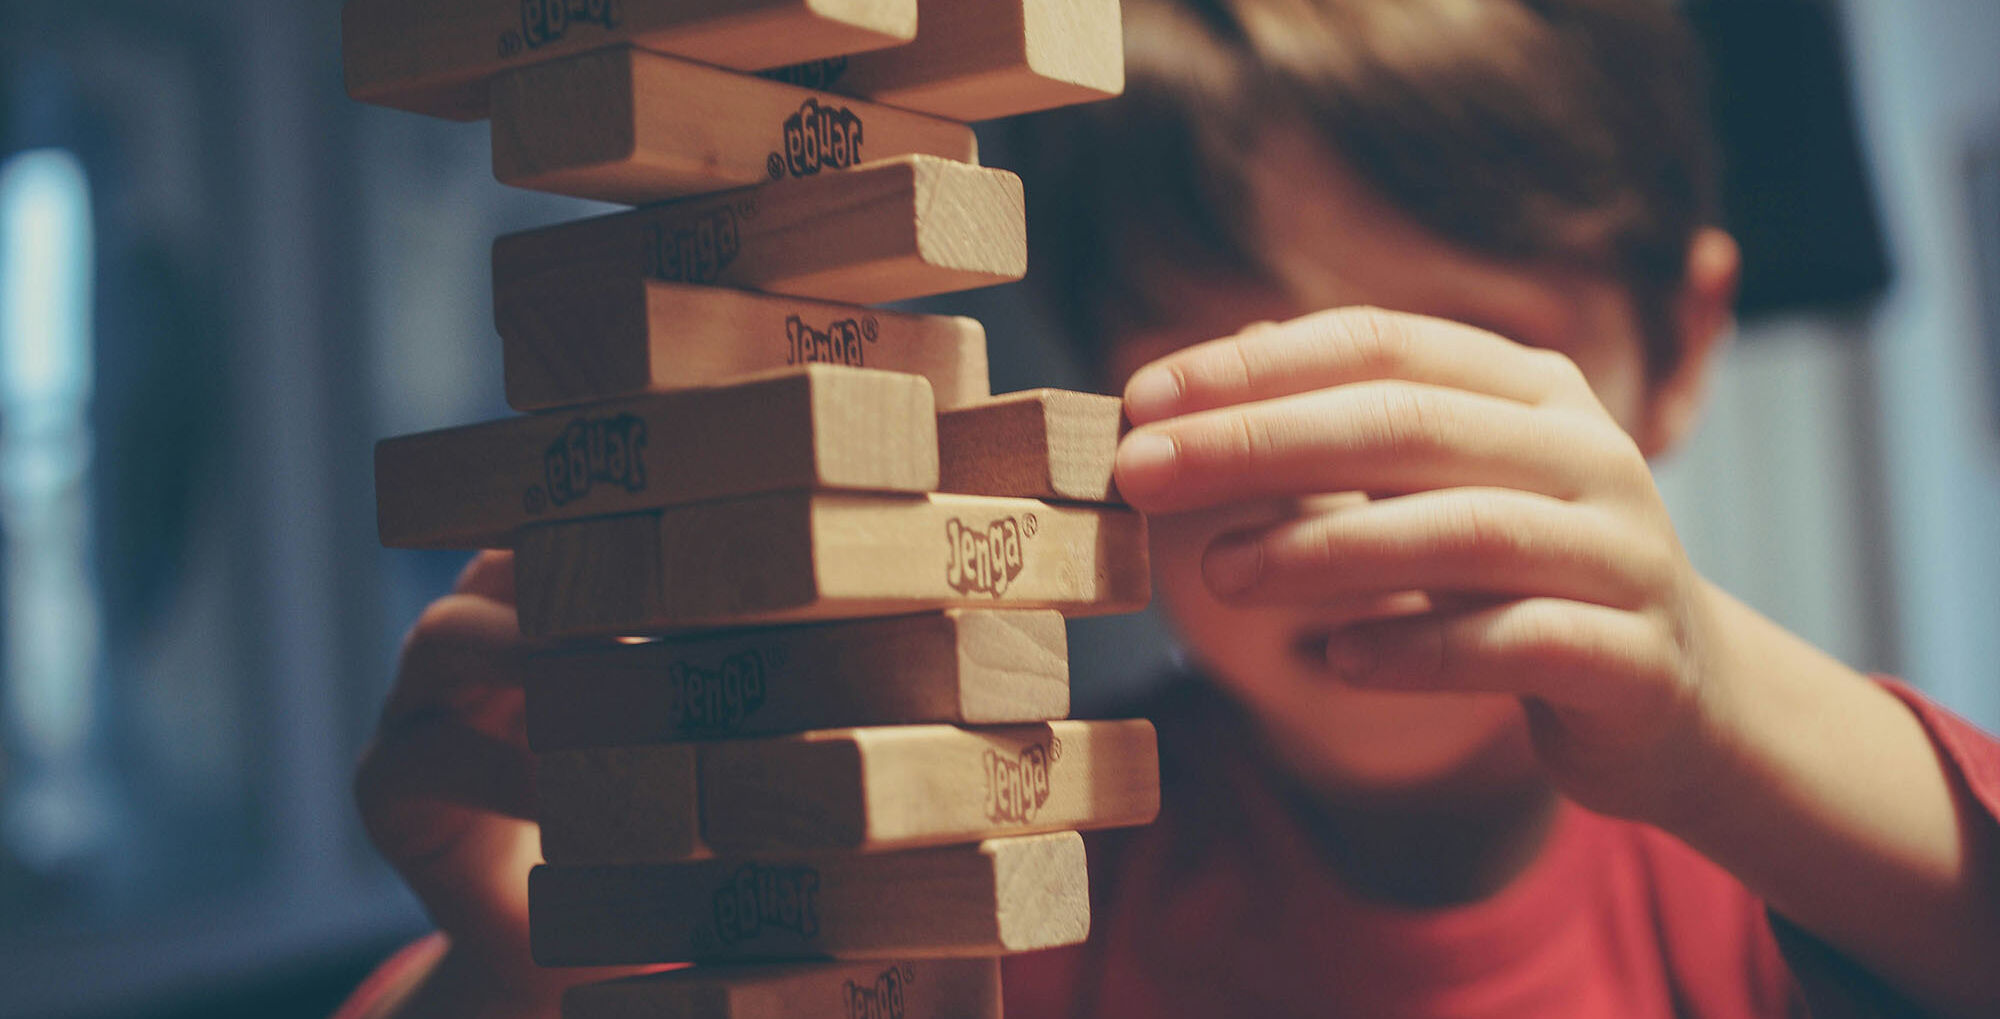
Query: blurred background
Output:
[[0, 0, 1994, 1015]]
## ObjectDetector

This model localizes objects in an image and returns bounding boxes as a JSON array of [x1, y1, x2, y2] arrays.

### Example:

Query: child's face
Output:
[[1106, 128, 1666, 797]]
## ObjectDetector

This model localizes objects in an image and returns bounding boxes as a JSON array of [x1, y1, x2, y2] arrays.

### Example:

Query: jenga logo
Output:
[[647, 206, 741, 284], [984, 742, 1055, 824], [712, 863, 820, 945], [945, 516, 1030, 598], [503, 0, 620, 57], [762, 57, 850, 92], [529, 414, 645, 513], [666, 651, 768, 734], [786, 314, 876, 367], [772, 98, 865, 180], [844, 965, 912, 1019]]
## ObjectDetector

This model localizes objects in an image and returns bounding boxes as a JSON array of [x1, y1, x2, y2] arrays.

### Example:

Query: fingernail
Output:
[[1203, 538, 1263, 595], [1326, 632, 1380, 683], [1115, 432, 1179, 494], [1125, 366, 1182, 422]]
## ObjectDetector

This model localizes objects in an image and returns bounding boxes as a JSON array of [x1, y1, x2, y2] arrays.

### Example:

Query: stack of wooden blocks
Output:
[[346, 1, 1160, 1015]]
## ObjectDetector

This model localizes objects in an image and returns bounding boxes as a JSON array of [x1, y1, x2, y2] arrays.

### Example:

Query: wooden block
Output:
[[492, 156, 1024, 307], [763, 0, 1124, 121], [499, 277, 990, 414], [529, 832, 1089, 964], [539, 743, 708, 865], [938, 389, 1124, 503], [702, 720, 1160, 855], [525, 610, 1068, 750], [491, 47, 977, 205], [513, 492, 1150, 637], [564, 960, 1001, 1019], [376, 366, 937, 550], [343, 0, 918, 121]]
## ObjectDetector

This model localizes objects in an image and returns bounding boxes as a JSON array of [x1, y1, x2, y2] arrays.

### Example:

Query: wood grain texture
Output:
[[764, 0, 1124, 121], [563, 959, 1001, 1019], [490, 155, 1024, 307], [343, 0, 918, 121], [498, 276, 989, 413], [938, 388, 1125, 503], [700, 720, 1159, 855], [525, 610, 1068, 750], [376, 366, 937, 549], [529, 832, 1089, 964], [512, 492, 1151, 637], [490, 47, 976, 205], [538, 743, 709, 865]]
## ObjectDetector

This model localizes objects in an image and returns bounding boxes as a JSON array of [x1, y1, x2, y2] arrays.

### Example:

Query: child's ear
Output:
[[1638, 228, 1741, 459]]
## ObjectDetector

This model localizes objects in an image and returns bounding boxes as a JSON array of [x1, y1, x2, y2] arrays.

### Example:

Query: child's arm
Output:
[[1111, 306, 2000, 1016]]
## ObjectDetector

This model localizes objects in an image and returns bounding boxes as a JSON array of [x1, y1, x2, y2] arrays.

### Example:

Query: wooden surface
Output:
[[343, 0, 918, 121], [529, 832, 1089, 964], [701, 720, 1159, 855], [938, 388, 1125, 503], [491, 155, 1025, 306], [564, 959, 1002, 1019], [513, 492, 1151, 637], [491, 47, 977, 205], [525, 610, 1069, 750], [539, 743, 708, 865], [498, 277, 990, 413], [376, 366, 938, 549]]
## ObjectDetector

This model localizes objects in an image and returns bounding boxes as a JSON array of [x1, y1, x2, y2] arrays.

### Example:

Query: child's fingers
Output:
[[356, 715, 538, 831], [1117, 381, 1632, 513], [1122, 306, 1585, 425], [1201, 489, 1662, 610], [455, 549, 517, 605], [381, 593, 528, 734]]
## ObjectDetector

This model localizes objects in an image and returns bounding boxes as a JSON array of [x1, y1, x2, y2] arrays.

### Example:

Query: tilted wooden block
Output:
[[764, 0, 1125, 122], [703, 720, 1159, 855], [343, 0, 917, 121], [376, 366, 937, 549], [539, 743, 708, 865], [491, 156, 1024, 306], [513, 492, 1150, 637], [938, 388, 1125, 503], [491, 47, 977, 205], [564, 959, 1001, 1019], [529, 832, 1088, 965], [526, 610, 1068, 751], [499, 276, 989, 414]]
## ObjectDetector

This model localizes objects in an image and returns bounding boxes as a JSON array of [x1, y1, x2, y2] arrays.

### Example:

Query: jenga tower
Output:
[[347, 2, 1154, 1015]]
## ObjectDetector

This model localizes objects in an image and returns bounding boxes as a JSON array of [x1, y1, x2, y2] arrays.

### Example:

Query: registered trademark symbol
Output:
[[900, 964, 916, 983], [498, 31, 522, 58], [766, 152, 785, 180], [861, 316, 879, 341], [1022, 513, 1039, 538], [523, 487, 547, 515], [738, 198, 759, 219], [1049, 737, 1064, 761]]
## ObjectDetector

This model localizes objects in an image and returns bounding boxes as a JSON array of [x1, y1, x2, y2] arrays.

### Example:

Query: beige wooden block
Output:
[[491, 156, 1024, 306], [343, 0, 917, 121], [702, 720, 1160, 855], [513, 492, 1150, 637], [539, 744, 708, 865], [938, 388, 1124, 503], [491, 47, 977, 205], [525, 610, 1068, 750], [376, 366, 937, 550], [764, 0, 1123, 121], [499, 276, 989, 413], [563, 960, 1001, 1019], [529, 832, 1088, 965]]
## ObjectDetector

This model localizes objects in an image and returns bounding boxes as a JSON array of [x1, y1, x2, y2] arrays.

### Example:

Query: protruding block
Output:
[[492, 156, 1025, 307], [702, 720, 1159, 856], [513, 492, 1150, 637], [530, 832, 1089, 965], [491, 48, 977, 205], [526, 610, 1068, 750], [764, 0, 1124, 121], [343, 0, 918, 121], [939, 389, 1124, 503], [499, 277, 990, 413], [376, 366, 938, 549], [539, 743, 708, 865], [564, 960, 1002, 1019]]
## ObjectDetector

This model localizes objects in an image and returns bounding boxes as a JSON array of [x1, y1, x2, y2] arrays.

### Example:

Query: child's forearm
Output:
[[379, 946, 563, 1019], [1660, 582, 2000, 1015]]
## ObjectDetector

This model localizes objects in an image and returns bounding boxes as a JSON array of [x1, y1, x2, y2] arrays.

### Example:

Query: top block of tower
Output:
[[344, 0, 919, 120]]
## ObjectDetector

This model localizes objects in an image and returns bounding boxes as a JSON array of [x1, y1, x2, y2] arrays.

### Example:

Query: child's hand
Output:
[[1112, 307, 1722, 822]]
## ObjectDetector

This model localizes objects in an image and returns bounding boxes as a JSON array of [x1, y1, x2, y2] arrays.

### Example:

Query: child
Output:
[[342, 1, 2000, 1016]]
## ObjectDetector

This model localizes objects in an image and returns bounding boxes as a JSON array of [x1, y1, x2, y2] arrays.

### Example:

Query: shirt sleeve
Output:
[[329, 933, 448, 1019]]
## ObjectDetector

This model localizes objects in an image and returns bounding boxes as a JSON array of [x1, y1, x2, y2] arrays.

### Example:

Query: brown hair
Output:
[[1010, 0, 1719, 380]]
